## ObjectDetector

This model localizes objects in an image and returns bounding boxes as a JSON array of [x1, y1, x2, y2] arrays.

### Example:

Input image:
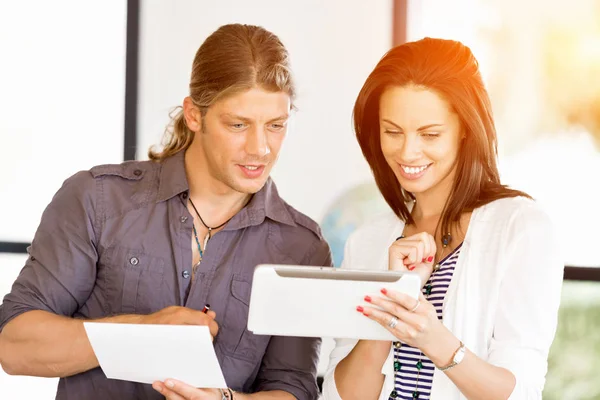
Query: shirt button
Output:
[[133, 169, 142, 176], [182, 270, 190, 279], [180, 216, 188, 223], [129, 257, 139, 266]]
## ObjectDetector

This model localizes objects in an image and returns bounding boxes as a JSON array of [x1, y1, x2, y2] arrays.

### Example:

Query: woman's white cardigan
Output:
[[321, 197, 564, 400]]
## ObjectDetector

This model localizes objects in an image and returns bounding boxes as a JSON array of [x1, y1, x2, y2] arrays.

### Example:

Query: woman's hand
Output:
[[359, 288, 448, 356], [389, 232, 436, 288], [152, 379, 222, 400]]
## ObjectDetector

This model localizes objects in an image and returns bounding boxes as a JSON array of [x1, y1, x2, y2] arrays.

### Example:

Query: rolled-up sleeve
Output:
[[252, 238, 332, 400], [0, 171, 99, 331], [487, 204, 564, 399]]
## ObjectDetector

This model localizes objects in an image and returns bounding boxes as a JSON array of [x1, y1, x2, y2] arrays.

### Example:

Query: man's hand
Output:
[[152, 379, 222, 400], [140, 306, 219, 339]]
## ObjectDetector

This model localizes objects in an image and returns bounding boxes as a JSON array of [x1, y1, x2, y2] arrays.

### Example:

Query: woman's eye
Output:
[[384, 130, 402, 135]]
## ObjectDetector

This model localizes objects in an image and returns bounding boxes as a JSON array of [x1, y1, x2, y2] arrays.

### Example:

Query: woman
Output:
[[321, 38, 563, 400]]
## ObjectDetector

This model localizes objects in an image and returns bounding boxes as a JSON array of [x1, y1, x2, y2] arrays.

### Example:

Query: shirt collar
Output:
[[156, 151, 296, 228], [156, 151, 189, 203], [224, 177, 296, 230]]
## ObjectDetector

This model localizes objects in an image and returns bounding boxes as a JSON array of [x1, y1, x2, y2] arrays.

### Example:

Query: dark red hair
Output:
[[354, 37, 530, 236]]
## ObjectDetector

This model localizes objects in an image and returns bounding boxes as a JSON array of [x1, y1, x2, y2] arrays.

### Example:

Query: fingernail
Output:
[[363, 312, 369, 317], [381, 288, 388, 295], [153, 384, 162, 393], [422, 258, 426, 262], [364, 295, 372, 302], [427, 256, 434, 262], [408, 265, 416, 271], [166, 380, 174, 388], [356, 306, 364, 312]]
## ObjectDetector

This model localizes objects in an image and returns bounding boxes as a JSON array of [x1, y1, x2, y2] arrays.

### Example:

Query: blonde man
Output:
[[0, 24, 331, 400]]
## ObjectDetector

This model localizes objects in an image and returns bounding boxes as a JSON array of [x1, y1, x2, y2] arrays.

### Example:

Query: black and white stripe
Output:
[[389, 243, 462, 400]]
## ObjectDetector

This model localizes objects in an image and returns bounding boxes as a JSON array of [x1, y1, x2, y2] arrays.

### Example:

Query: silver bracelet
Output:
[[219, 388, 234, 400]]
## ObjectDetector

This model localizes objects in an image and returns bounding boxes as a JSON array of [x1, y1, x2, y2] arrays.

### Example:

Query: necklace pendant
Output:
[[425, 284, 433, 295], [442, 233, 452, 247], [203, 232, 210, 253]]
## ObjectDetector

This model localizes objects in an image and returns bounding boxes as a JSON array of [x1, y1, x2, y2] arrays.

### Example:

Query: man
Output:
[[0, 24, 332, 400]]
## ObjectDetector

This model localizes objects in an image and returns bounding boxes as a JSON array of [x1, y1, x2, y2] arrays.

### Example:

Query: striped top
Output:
[[389, 243, 462, 400]]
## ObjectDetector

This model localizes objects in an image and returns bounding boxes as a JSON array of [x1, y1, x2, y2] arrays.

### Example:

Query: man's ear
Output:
[[183, 97, 202, 132]]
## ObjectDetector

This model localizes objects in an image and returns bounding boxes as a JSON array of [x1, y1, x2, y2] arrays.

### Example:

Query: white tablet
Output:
[[247, 264, 421, 341]]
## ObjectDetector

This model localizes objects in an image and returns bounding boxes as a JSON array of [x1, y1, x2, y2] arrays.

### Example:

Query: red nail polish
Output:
[[408, 265, 416, 271], [427, 256, 434, 262], [364, 296, 372, 302], [363, 312, 369, 317], [381, 288, 387, 295], [356, 306, 364, 312]]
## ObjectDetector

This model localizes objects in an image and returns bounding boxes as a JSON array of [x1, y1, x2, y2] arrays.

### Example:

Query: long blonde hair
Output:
[[148, 24, 295, 161]]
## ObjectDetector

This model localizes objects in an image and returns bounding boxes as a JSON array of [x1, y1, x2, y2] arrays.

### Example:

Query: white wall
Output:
[[0, 1, 127, 398], [0, 0, 126, 242], [405, 0, 600, 267], [137, 0, 393, 223]]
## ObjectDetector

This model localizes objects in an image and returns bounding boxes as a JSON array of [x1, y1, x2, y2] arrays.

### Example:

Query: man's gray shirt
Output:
[[0, 151, 332, 400]]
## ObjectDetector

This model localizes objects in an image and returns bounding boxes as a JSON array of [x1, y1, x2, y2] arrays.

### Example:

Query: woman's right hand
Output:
[[388, 232, 436, 287]]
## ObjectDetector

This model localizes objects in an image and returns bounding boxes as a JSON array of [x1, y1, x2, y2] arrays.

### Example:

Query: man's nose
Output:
[[245, 126, 270, 157]]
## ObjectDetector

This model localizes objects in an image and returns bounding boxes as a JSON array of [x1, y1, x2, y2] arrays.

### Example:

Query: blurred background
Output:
[[1, 0, 598, 398]]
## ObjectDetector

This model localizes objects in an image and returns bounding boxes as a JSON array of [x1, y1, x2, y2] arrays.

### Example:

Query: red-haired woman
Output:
[[321, 38, 563, 400]]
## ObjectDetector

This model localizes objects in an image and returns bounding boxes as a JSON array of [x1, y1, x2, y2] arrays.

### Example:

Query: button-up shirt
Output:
[[0, 151, 332, 400]]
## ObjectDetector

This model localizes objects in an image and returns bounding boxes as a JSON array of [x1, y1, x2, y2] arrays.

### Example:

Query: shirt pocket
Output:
[[220, 275, 270, 362], [104, 246, 166, 315]]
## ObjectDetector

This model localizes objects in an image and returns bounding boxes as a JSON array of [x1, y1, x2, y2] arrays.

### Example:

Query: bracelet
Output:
[[219, 388, 235, 400]]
